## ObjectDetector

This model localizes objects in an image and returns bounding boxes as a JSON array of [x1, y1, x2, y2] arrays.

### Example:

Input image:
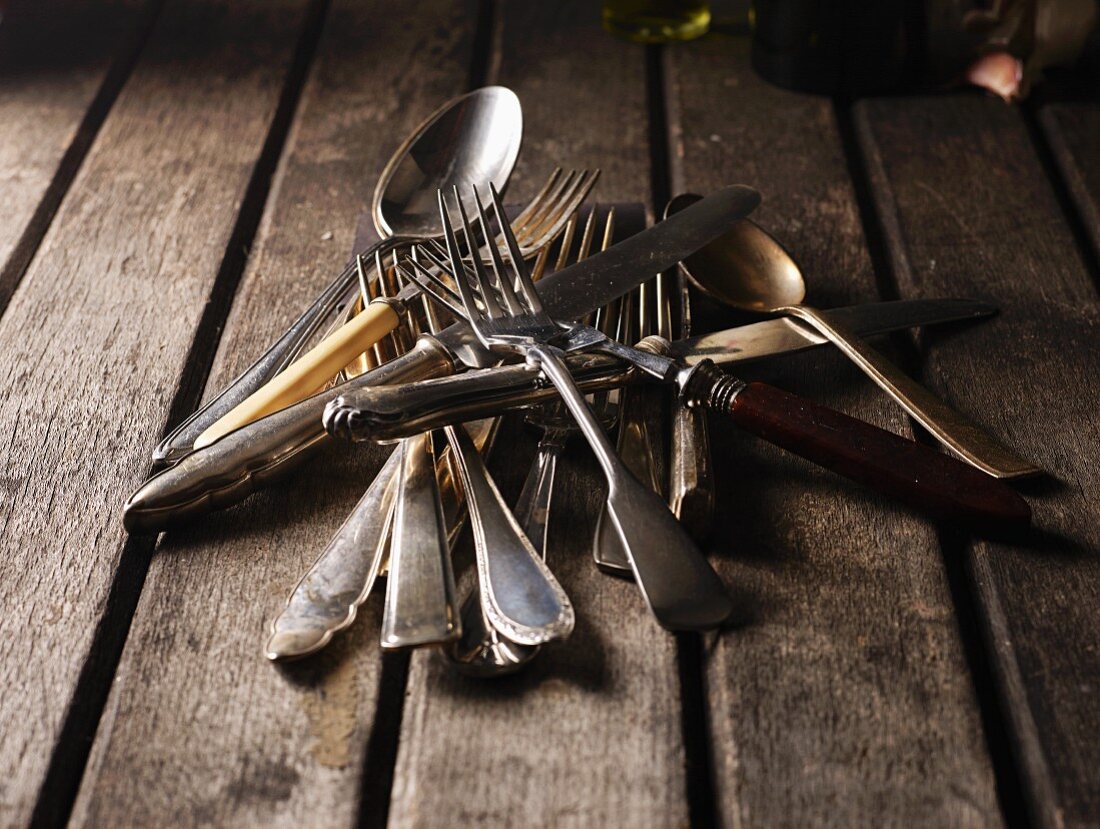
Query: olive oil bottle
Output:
[[602, 0, 710, 43]]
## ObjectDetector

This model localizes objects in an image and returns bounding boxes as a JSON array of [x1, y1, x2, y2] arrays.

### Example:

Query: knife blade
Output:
[[323, 298, 997, 442], [123, 186, 762, 532]]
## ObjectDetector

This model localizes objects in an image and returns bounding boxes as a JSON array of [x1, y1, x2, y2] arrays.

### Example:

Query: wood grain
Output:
[[0, 0, 151, 314], [0, 0, 323, 823], [386, 3, 691, 827], [856, 93, 1100, 829], [69, 2, 479, 827], [1037, 99, 1100, 265], [666, 33, 1004, 827]]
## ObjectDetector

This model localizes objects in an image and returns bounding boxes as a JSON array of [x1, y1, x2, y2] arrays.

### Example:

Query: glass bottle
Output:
[[603, 0, 711, 43]]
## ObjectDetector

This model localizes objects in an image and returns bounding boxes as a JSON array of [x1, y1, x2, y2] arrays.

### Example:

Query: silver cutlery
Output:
[[152, 87, 524, 467], [321, 299, 999, 443], [380, 431, 460, 649], [444, 422, 574, 646], [266, 248, 515, 660], [122, 185, 763, 533], [443, 205, 626, 675], [592, 246, 668, 577], [668, 194, 1040, 480], [407, 184, 735, 631], [407, 185, 1031, 530], [193, 168, 597, 450], [664, 200, 714, 542]]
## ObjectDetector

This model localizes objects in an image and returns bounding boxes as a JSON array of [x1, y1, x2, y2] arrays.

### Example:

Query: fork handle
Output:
[[682, 363, 1031, 529], [532, 345, 734, 631]]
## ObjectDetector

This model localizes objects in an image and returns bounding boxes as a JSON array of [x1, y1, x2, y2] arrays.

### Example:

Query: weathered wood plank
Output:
[[0, 0, 320, 824], [855, 93, 1100, 829], [1037, 99, 1100, 266], [386, 4, 691, 828], [0, 0, 153, 313], [70, 2, 479, 827], [666, 33, 1003, 827]]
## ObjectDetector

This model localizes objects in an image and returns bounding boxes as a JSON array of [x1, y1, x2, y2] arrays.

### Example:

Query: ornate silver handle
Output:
[[324, 352, 634, 443], [443, 423, 574, 646], [123, 336, 455, 533]]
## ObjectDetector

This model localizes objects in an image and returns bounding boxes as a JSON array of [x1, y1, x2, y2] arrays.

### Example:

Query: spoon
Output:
[[667, 193, 1040, 480], [194, 86, 524, 449]]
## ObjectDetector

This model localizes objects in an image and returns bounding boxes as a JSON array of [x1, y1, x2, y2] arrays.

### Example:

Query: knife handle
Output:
[[683, 362, 1031, 529], [193, 300, 403, 449]]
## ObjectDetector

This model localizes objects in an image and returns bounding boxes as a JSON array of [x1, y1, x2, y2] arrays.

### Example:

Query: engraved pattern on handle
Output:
[[123, 337, 455, 533]]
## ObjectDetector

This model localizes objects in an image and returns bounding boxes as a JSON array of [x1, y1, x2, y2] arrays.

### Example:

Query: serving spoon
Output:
[[667, 193, 1040, 480]]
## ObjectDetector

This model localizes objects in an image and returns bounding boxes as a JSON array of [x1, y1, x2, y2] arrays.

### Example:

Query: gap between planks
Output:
[[0, 0, 165, 319], [29, 1, 334, 826]]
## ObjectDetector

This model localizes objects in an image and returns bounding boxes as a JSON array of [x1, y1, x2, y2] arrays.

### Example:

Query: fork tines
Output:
[[403, 177, 592, 327]]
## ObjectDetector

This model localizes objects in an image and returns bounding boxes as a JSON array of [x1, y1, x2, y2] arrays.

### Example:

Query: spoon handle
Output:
[[381, 432, 460, 649], [779, 305, 1040, 480], [443, 423, 574, 646], [683, 363, 1031, 529]]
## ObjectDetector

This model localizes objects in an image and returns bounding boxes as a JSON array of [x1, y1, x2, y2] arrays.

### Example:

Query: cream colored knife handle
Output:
[[194, 300, 402, 449], [779, 305, 1040, 480]]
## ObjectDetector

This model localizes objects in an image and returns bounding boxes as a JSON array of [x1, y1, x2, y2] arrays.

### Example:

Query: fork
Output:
[[438, 206, 624, 674], [408, 185, 735, 632], [191, 169, 600, 451]]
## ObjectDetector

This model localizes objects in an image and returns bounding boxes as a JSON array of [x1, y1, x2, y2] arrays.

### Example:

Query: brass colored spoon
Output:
[[668, 193, 1039, 480]]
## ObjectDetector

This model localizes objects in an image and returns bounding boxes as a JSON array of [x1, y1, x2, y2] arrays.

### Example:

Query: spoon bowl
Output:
[[667, 193, 805, 311], [373, 86, 523, 239]]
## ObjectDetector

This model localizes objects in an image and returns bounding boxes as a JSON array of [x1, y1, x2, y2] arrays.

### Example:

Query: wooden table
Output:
[[2, 2, 1097, 826]]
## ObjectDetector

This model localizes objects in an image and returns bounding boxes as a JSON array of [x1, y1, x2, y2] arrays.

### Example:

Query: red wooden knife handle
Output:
[[683, 362, 1031, 528]]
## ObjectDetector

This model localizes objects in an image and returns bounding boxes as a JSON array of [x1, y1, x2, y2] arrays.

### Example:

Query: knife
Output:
[[323, 299, 997, 442], [123, 186, 761, 532]]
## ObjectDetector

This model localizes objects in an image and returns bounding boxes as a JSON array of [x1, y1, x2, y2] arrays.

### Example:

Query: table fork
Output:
[[437, 206, 624, 674], [407, 185, 735, 632]]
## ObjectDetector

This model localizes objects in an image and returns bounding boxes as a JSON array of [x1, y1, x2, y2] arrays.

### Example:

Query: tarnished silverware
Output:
[[124, 186, 762, 532], [194, 168, 597, 450], [443, 205, 626, 675], [156, 87, 522, 467], [668, 195, 1040, 480], [322, 299, 1001, 443], [416, 214, 1033, 531], [444, 422, 574, 646], [380, 431, 459, 649], [407, 184, 734, 631], [664, 199, 714, 541], [265, 254, 497, 661], [593, 224, 668, 577]]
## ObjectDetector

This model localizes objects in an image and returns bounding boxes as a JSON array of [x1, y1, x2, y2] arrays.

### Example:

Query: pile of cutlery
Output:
[[123, 87, 1038, 677]]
